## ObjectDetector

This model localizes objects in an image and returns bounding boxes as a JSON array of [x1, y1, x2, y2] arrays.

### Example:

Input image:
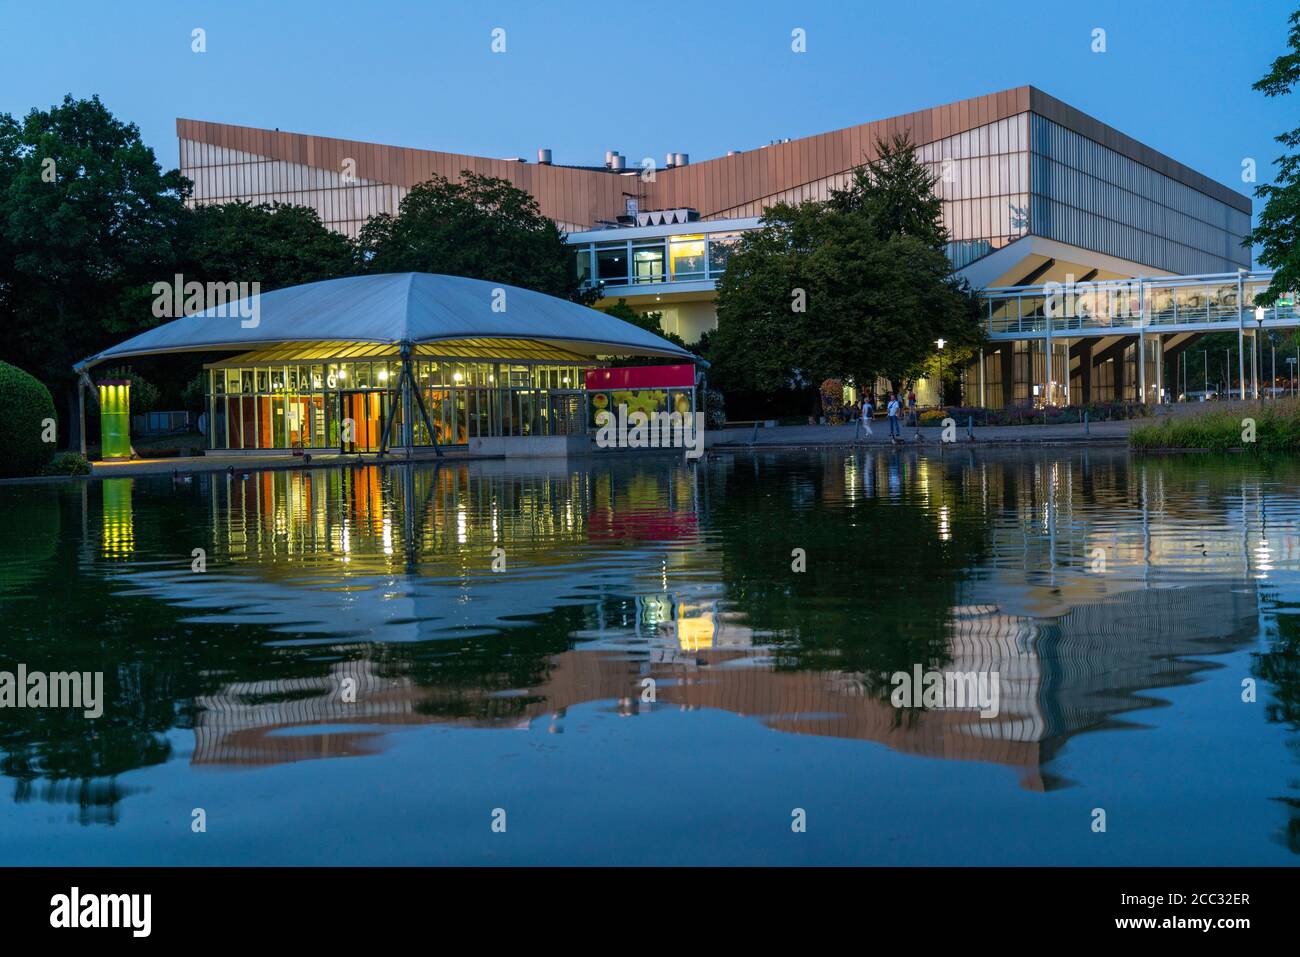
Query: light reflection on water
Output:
[[2, 448, 1299, 863]]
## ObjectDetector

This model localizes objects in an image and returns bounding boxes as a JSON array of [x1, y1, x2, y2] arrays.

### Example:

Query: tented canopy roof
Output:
[[75, 272, 697, 371]]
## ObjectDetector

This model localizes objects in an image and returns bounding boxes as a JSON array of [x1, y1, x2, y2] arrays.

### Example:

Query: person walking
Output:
[[887, 393, 901, 440]]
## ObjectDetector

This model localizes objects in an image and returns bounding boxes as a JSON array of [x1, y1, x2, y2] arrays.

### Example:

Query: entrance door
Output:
[[337, 391, 387, 452]]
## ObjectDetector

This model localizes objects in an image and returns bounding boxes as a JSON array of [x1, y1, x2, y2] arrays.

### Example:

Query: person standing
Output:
[[887, 393, 901, 439]]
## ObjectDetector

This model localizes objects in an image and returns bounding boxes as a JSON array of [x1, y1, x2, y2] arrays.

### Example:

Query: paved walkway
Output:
[[710, 417, 1141, 448]]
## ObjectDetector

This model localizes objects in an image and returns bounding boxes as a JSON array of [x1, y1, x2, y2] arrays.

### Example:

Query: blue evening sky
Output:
[[1, 0, 1294, 237]]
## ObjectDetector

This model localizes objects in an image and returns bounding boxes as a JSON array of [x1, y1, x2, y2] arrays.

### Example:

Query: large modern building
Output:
[[177, 86, 1262, 407]]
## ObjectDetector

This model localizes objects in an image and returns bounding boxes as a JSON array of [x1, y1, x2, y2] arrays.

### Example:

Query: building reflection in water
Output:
[[90, 451, 1274, 796], [12, 450, 1300, 828]]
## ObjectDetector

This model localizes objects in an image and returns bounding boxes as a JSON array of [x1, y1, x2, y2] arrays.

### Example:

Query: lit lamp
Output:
[[96, 379, 132, 460], [935, 338, 946, 406]]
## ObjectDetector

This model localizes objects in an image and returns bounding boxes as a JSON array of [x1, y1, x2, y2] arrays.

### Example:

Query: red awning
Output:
[[585, 365, 695, 390]]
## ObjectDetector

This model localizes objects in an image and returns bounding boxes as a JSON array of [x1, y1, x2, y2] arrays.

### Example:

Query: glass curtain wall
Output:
[[207, 358, 589, 452], [918, 114, 1032, 270]]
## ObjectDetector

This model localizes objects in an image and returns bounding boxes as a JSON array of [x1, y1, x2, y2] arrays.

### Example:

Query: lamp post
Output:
[[1255, 306, 1266, 406], [1289, 356, 1297, 398], [936, 338, 945, 407]]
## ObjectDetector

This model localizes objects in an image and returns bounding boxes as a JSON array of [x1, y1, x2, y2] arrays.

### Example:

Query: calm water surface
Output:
[[2, 448, 1299, 865]]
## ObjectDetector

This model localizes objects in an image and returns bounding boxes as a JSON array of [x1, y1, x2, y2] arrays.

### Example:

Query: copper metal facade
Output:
[[178, 85, 1251, 272]]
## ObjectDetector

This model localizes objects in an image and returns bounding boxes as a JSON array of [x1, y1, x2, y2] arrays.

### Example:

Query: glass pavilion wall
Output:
[[205, 356, 591, 452]]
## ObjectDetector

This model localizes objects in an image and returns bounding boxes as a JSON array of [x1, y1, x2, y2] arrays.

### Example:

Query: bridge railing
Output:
[[981, 271, 1297, 337]]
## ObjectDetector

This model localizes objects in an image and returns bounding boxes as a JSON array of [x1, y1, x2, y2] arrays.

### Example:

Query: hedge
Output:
[[0, 362, 57, 478], [1130, 399, 1300, 452]]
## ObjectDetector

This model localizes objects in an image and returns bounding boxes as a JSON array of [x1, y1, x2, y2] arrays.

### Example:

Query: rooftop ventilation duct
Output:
[[537, 148, 552, 165]]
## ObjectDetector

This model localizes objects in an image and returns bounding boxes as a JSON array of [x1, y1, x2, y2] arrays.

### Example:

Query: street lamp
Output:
[[935, 338, 946, 407]]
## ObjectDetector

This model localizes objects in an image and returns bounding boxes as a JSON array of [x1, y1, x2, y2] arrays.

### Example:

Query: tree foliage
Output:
[[1246, 10, 1300, 306], [0, 95, 188, 410], [356, 171, 593, 302], [599, 298, 691, 367], [176, 201, 355, 291], [709, 136, 982, 397]]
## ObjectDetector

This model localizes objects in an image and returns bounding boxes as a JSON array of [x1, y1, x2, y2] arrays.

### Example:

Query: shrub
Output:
[[181, 373, 207, 412], [0, 361, 58, 478], [41, 452, 91, 476], [931, 401, 1147, 427], [702, 388, 726, 430], [1131, 399, 1300, 452], [819, 378, 845, 424]]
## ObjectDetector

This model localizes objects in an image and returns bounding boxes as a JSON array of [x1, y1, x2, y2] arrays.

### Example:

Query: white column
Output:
[[1137, 278, 1147, 403], [1237, 270, 1247, 400], [1155, 334, 1163, 403]]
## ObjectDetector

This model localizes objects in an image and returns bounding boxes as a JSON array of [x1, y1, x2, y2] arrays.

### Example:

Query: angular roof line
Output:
[[176, 85, 1249, 226], [75, 273, 697, 371]]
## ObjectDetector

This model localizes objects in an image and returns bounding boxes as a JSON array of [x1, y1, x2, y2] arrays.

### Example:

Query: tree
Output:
[[828, 133, 948, 248], [711, 136, 981, 402], [0, 95, 188, 448], [1245, 10, 1300, 306], [356, 171, 594, 303], [599, 298, 691, 367], [176, 201, 355, 292]]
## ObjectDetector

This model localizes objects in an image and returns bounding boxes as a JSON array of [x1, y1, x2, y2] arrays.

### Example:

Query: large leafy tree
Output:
[[176, 200, 354, 291], [710, 136, 981, 401], [141, 200, 360, 405], [827, 133, 949, 247], [1246, 9, 1300, 305], [0, 95, 188, 446], [356, 171, 593, 303]]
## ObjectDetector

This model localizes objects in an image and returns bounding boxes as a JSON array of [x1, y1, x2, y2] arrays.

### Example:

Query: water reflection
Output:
[[1, 449, 1298, 853]]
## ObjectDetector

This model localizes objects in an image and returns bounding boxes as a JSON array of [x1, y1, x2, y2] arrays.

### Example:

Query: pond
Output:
[[1, 448, 1297, 865]]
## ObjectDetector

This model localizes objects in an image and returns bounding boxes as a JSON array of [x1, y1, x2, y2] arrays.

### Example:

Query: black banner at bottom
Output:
[[0, 866, 1283, 941]]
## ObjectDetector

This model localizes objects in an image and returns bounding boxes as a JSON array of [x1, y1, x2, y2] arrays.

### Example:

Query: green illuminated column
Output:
[[97, 379, 132, 459]]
